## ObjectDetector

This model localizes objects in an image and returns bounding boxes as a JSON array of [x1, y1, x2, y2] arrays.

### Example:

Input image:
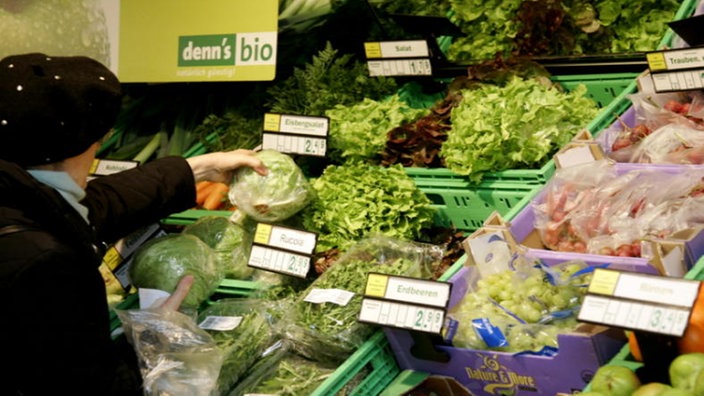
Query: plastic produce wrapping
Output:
[[229, 344, 341, 396], [196, 298, 281, 395], [279, 234, 442, 365], [228, 149, 312, 223], [447, 253, 592, 354], [182, 216, 255, 280], [116, 308, 225, 396], [601, 91, 704, 163], [129, 234, 223, 309], [534, 160, 704, 256]]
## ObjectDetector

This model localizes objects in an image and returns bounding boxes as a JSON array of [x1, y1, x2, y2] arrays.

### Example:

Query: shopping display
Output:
[[76, 0, 704, 394]]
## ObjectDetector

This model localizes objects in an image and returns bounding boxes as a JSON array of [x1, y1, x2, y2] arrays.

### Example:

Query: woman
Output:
[[0, 53, 267, 395]]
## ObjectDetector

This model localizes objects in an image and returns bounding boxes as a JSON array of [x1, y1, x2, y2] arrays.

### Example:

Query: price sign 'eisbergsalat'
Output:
[[248, 223, 317, 278], [364, 40, 432, 77], [578, 268, 701, 337], [646, 46, 704, 93], [261, 113, 328, 157], [358, 272, 451, 334]]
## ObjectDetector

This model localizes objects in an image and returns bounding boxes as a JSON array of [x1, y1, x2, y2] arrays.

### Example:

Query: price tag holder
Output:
[[364, 40, 433, 77], [103, 224, 165, 290], [247, 223, 317, 278], [358, 272, 451, 334], [90, 159, 139, 176], [645, 46, 704, 93], [261, 113, 328, 157], [577, 268, 701, 337]]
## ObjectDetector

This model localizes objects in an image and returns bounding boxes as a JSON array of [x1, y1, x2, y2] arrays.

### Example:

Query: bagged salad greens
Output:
[[197, 298, 281, 395], [183, 216, 255, 280], [279, 235, 441, 365], [129, 233, 222, 309], [228, 149, 312, 223]]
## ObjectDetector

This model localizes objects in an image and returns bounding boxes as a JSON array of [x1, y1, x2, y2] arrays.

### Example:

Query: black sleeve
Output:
[[83, 156, 196, 243]]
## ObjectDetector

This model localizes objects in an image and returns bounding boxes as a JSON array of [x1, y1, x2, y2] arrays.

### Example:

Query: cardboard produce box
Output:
[[384, 264, 626, 396]]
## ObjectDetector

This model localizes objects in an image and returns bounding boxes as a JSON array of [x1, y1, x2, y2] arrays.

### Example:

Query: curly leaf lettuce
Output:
[[441, 77, 599, 183], [302, 162, 436, 252], [325, 94, 427, 163]]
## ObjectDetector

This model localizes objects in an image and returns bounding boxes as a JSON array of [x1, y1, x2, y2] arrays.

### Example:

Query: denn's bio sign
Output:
[[179, 32, 276, 67]]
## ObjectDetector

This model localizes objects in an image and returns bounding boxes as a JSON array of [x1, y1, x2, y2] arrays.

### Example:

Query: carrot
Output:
[[202, 182, 229, 210], [196, 181, 217, 206]]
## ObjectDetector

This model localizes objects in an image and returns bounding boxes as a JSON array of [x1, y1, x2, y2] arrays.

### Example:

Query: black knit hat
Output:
[[0, 53, 122, 167]]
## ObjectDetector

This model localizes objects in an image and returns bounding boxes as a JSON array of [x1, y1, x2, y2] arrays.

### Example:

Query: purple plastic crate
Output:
[[510, 162, 704, 275], [385, 266, 626, 396]]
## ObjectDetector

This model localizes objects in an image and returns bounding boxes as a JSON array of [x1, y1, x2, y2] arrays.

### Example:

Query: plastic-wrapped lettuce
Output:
[[182, 216, 254, 280], [228, 149, 312, 222], [129, 234, 222, 309]]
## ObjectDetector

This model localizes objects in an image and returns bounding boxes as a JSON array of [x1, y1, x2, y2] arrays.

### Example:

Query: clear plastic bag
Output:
[[117, 308, 224, 396], [279, 234, 441, 365], [228, 150, 312, 223]]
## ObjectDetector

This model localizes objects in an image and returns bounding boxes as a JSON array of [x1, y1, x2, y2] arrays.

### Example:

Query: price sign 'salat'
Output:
[[577, 268, 701, 337], [90, 159, 139, 176], [358, 272, 451, 334], [364, 40, 432, 77], [261, 113, 328, 157], [247, 223, 317, 278]]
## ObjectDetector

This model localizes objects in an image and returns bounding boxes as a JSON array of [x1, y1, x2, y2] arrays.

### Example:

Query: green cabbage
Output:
[[228, 150, 312, 222], [129, 234, 222, 309], [182, 216, 254, 280]]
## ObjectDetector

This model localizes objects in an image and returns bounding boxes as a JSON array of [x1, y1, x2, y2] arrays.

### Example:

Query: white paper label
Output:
[[248, 245, 310, 278], [262, 133, 327, 156], [198, 315, 243, 331], [367, 59, 432, 76], [138, 288, 171, 309], [378, 40, 430, 58], [555, 145, 596, 168], [303, 288, 355, 306], [383, 277, 450, 308]]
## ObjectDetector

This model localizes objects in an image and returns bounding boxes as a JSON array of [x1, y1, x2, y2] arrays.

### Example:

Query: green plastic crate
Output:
[[162, 208, 233, 226], [416, 181, 542, 233]]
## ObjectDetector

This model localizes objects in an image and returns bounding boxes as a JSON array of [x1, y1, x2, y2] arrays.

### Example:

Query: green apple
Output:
[[633, 383, 673, 396], [693, 368, 704, 396], [670, 353, 704, 391], [590, 365, 642, 396]]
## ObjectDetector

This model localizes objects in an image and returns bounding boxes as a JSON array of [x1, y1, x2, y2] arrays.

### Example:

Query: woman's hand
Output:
[[159, 275, 195, 311], [186, 149, 268, 184]]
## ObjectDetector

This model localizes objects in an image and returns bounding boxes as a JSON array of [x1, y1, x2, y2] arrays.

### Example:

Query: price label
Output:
[[90, 159, 139, 176], [248, 223, 317, 278], [364, 40, 430, 59], [358, 273, 451, 334], [262, 133, 327, 156], [367, 59, 432, 77], [577, 268, 701, 336], [261, 113, 328, 156], [359, 298, 445, 334], [646, 47, 704, 93]]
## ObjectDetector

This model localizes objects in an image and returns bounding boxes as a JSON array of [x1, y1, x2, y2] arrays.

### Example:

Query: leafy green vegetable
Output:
[[283, 236, 429, 364], [129, 234, 222, 309], [246, 354, 335, 396], [182, 216, 254, 280], [192, 111, 262, 153], [265, 42, 398, 116], [302, 162, 436, 252], [441, 76, 599, 183], [229, 150, 312, 223], [325, 94, 428, 163], [197, 299, 279, 395]]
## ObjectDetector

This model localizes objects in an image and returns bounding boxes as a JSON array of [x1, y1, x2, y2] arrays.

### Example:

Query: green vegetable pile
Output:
[[265, 42, 398, 117], [443, 0, 681, 62], [244, 353, 336, 396], [129, 233, 222, 310], [182, 216, 254, 280], [282, 236, 430, 365], [325, 94, 428, 163], [302, 162, 436, 252], [197, 298, 279, 395], [441, 76, 599, 183]]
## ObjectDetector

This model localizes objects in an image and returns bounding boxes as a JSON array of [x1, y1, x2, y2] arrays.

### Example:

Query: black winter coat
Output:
[[0, 156, 196, 396]]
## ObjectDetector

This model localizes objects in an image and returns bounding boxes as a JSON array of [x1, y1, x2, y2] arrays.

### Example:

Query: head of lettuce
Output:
[[228, 150, 312, 223]]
